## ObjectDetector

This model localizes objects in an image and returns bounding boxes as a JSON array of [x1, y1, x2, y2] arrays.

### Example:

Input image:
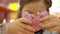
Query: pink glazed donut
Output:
[[22, 11, 48, 31]]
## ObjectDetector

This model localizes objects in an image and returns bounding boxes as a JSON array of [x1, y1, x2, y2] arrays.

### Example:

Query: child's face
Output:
[[22, 0, 49, 30], [22, 0, 48, 16]]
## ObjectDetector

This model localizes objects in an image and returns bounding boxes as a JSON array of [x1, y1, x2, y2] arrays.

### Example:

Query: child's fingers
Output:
[[15, 18, 32, 25]]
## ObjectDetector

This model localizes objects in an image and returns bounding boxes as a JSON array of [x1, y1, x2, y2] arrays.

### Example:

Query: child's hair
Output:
[[17, 0, 52, 18]]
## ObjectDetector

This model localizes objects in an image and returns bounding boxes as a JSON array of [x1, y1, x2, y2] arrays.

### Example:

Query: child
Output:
[[17, 0, 52, 34]]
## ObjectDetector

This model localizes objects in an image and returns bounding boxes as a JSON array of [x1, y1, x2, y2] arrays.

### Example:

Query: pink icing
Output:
[[22, 11, 48, 31], [39, 11, 49, 18], [22, 11, 33, 20]]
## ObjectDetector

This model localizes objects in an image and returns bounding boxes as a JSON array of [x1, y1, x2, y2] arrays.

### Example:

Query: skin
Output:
[[2, 0, 60, 34], [41, 15, 60, 33], [22, 0, 47, 16]]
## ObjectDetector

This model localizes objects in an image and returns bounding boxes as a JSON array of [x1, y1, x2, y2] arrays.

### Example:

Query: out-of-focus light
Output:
[[8, 2, 19, 11]]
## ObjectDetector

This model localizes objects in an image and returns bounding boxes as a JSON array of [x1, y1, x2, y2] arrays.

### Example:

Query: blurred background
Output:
[[8, 0, 19, 18], [6, 0, 20, 22], [50, 0, 60, 17]]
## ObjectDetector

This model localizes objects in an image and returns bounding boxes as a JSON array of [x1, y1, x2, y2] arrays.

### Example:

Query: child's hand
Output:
[[41, 15, 60, 31], [6, 18, 36, 34]]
